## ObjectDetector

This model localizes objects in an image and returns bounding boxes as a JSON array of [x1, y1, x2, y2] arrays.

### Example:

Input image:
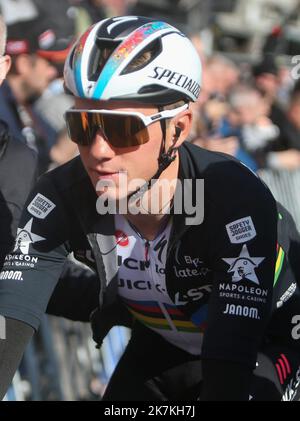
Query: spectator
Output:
[[0, 18, 74, 173], [253, 53, 280, 105], [30, 18, 78, 169], [189, 54, 242, 159], [252, 53, 299, 166], [32, 0, 75, 42], [0, 0, 38, 25], [263, 89, 300, 170], [68, 0, 136, 35], [35, 91, 78, 169], [227, 84, 279, 169], [250, 57, 300, 170], [131, 0, 189, 32], [0, 14, 37, 268], [191, 108, 258, 172], [201, 54, 240, 100], [190, 83, 258, 172]]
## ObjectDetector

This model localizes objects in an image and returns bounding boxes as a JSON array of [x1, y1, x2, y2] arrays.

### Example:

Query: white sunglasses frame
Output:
[[64, 103, 189, 128]]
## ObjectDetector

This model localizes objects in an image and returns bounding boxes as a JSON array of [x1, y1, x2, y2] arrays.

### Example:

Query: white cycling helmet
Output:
[[64, 15, 202, 105]]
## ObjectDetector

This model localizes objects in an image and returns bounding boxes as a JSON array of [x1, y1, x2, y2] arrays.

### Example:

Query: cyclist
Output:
[[0, 16, 299, 401]]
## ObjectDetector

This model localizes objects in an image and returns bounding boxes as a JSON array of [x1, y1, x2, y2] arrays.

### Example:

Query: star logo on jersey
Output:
[[222, 244, 265, 285], [13, 219, 46, 255]]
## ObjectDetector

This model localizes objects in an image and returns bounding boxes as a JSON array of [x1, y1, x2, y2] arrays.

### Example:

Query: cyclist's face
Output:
[[74, 98, 167, 200]]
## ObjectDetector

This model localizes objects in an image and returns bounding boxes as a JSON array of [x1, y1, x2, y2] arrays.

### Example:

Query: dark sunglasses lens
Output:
[[66, 111, 150, 147], [65, 111, 93, 146], [102, 114, 150, 147]]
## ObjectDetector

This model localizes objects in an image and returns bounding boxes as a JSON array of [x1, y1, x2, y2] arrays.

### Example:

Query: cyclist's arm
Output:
[[276, 201, 300, 285], [46, 260, 100, 322], [200, 168, 278, 400], [0, 175, 71, 397], [200, 359, 252, 400], [0, 318, 34, 400], [0, 134, 37, 267]]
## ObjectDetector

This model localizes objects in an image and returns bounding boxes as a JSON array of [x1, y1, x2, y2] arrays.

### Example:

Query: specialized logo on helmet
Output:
[[222, 244, 265, 285], [149, 66, 201, 99]]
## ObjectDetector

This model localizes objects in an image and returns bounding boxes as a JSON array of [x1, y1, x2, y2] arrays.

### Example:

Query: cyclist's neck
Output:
[[122, 156, 179, 240], [124, 212, 172, 241]]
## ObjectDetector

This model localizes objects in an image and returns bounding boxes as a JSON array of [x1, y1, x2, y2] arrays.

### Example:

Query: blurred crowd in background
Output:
[[2, 0, 300, 400], [1, 1, 300, 193]]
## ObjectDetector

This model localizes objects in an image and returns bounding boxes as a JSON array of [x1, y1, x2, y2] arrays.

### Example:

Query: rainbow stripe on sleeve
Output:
[[274, 243, 285, 287]]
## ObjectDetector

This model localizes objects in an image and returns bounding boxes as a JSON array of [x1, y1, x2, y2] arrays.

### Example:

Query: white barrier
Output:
[[258, 168, 300, 231]]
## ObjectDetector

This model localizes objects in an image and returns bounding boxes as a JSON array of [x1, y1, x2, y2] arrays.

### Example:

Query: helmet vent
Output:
[[137, 85, 189, 105], [88, 40, 120, 81], [69, 46, 76, 70], [138, 84, 166, 94], [121, 38, 162, 75]]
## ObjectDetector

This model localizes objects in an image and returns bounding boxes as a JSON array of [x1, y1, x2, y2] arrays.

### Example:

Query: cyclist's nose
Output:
[[89, 129, 116, 159]]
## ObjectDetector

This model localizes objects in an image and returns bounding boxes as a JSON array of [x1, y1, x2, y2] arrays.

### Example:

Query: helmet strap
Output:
[[127, 106, 177, 207]]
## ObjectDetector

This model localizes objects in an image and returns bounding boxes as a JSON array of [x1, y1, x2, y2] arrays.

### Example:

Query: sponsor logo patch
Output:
[[27, 193, 56, 219], [222, 244, 265, 285], [3, 254, 38, 269], [282, 365, 300, 401], [174, 285, 212, 305], [277, 283, 297, 308], [223, 303, 260, 319], [291, 315, 300, 340], [0, 270, 23, 281], [14, 218, 45, 255], [117, 255, 150, 271], [173, 265, 210, 278], [173, 241, 210, 278], [118, 278, 165, 293], [226, 216, 256, 244], [219, 283, 268, 304], [115, 230, 129, 247], [149, 66, 201, 98]]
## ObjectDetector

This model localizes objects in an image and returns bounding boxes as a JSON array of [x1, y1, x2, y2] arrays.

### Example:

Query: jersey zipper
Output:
[[144, 240, 150, 263], [127, 218, 177, 331], [146, 241, 177, 332]]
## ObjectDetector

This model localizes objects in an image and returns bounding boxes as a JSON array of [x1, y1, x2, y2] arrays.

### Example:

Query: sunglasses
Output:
[[64, 103, 188, 148]]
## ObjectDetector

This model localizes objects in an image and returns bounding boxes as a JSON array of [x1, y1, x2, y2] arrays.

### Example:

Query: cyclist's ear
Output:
[[170, 110, 193, 147], [175, 126, 182, 138]]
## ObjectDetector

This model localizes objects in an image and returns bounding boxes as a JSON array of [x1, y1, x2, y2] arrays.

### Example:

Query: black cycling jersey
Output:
[[265, 202, 300, 351], [0, 141, 287, 372], [0, 120, 37, 268]]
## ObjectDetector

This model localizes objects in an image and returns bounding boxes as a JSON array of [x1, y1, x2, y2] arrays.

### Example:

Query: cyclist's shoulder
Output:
[[5, 137, 36, 163], [181, 142, 275, 208], [0, 120, 35, 163], [181, 141, 259, 181], [40, 155, 90, 193]]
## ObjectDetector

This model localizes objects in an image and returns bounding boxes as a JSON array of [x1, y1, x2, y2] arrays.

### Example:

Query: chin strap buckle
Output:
[[158, 147, 177, 169]]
